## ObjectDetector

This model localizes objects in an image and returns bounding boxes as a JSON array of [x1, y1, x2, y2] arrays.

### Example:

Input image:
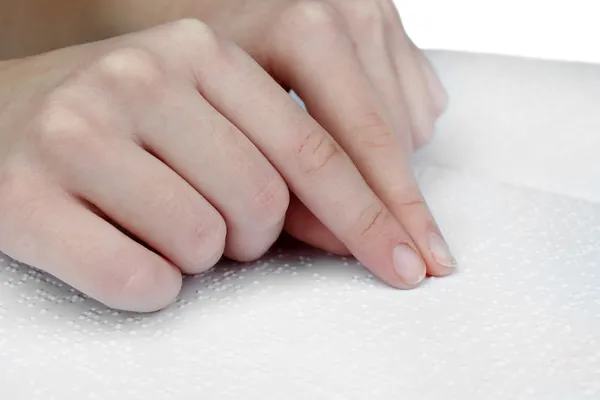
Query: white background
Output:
[[1, 2, 599, 400], [396, 0, 600, 64]]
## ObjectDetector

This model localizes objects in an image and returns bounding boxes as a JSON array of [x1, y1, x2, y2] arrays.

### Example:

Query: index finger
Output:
[[138, 19, 426, 288], [264, 4, 456, 276]]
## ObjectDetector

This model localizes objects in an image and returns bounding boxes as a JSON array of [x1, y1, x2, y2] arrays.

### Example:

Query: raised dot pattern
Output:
[[0, 165, 599, 400]]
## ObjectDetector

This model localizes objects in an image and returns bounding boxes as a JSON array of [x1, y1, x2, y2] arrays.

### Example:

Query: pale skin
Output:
[[0, 0, 455, 312]]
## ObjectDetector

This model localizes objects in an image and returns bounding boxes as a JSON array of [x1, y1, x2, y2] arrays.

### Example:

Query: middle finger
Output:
[[267, 2, 456, 276]]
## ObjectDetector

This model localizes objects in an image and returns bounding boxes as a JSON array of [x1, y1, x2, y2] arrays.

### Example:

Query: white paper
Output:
[[1, 51, 599, 400]]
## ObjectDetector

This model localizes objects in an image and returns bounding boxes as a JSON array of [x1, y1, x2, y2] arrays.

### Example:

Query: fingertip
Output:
[[104, 254, 183, 313], [353, 241, 426, 291], [384, 184, 457, 280], [413, 234, 458, 279], [392, 243, 427, 286]]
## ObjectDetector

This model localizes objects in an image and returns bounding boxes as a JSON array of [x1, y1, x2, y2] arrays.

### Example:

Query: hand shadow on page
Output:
[[0, 234, 384, 334]]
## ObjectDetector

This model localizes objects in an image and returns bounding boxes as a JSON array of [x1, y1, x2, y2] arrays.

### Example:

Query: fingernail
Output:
[[393, 244, 427, 285], [428, 232, 456, 268]]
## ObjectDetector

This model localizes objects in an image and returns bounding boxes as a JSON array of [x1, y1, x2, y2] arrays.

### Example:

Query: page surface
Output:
[[1, 52, 599, 400]]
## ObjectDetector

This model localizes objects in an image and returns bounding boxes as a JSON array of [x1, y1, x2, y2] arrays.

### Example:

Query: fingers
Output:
[[285, 90, 349, 255], [407, 37, 449, 118], [91, 51, 289, 263], [61, 136, 228, 276], [139, 88, 289, 263], [0, 176, 182, 312], [332, 0, 415, 150], [284, 195, 350, 256], [74, 46, 288, 266], [29, 65, 229, 276], [267, 3, 455, 277], [140, 19, 425, 288], [382, 0, 447, 146], [381, 2, 456, 275]]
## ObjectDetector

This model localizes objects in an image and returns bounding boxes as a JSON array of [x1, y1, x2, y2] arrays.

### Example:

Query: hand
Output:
[[166, 1, 455, 273], [0, 17, 451, 313]]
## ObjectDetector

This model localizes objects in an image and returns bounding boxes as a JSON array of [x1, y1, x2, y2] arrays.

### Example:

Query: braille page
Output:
[[1, 52, 599, 399]]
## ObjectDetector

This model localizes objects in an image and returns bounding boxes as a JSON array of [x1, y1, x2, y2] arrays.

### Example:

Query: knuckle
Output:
[[32, 97, 98, 162], [93, 47, 166, 93], [353, 201, 389, 239], [284, 1, 342, 38], [354, 112, 398, 149], [396, 196, 427, 210], [296, 128, 341, 175], [103, 258, 149, 304], [164, 18, 236, 73], [349, 1, 384, 32], [169, 18, 214, 39], [362, 128, 398, 150], [252, 174, 290, 226], [388, 185, 428, 210], [189, 212, 227, 267], [168, 18, 223, 57], [381, 0, 406, 29]]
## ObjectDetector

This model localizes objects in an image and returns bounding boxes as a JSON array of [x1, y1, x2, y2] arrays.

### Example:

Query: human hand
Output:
[[0, 17, 451, 312], [174, 0, 455, 274]]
